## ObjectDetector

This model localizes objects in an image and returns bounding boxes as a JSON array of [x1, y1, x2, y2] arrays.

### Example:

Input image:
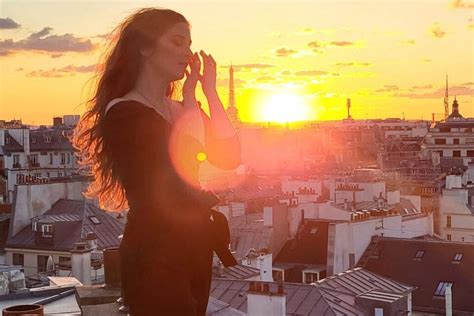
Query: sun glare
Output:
[[260, 93, 310, 123]]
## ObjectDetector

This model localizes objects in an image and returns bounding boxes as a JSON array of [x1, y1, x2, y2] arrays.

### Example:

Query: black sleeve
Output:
[[103, 102, 219, 223], [198, 108, 242, 170]]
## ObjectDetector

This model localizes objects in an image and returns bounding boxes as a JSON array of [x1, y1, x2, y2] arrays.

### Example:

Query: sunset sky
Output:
[[1, 0, 473, 125]]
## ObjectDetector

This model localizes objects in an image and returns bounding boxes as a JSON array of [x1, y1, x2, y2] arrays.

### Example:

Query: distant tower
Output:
[[447, 96, 464, 120], [444, 75, 449, 120], [226, 65, 241, 127], [346, 98, 352, 119]]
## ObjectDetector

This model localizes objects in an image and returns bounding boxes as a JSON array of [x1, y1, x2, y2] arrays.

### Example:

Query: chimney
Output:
[[71, 242, 91, 285], [258, 251, 273, 282], [247, 281, 285, 316], [263, 206, 273, 227], [445, 284, 452, 316], [53, 117, 62, 127], [85, 232, 97, 250]]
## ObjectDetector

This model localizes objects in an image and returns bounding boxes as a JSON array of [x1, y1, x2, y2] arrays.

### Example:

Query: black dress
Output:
[[102, 100, 239, 315]]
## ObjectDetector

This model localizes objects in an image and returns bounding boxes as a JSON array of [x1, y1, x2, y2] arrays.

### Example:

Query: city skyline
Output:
[[1, 0, 473, 125]]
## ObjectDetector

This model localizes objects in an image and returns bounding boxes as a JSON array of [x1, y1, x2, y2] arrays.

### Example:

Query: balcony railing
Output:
[[13, 163, 21, 168]]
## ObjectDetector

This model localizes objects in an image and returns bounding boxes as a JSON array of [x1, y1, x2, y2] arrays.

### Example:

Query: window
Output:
[[453, 150, 461, 158], [447, 216, 452, 228], [37, 255, 49, 273], [30, 154, 39, 166], [5, 137, 10, 144], [453, 138, 459, 145], [12, 253, 24, 266], [452, 253, 463, 263], [49, 153, 53, 164], [447, 234, 452, 241], [89, 216, 101, 225], [467, 150, 474, 157], [58, 172, 62, 177], [42, 224, 53, 237], [434, 282, 453, 296], [67, 153, 71, 164], [303, 272, 319, 284], [437, 150, 444, 157], [272, 269, 284, 282], [434, 138, 446, 145], [44, 136, 51, 143], [58, 256, 71, 270], [31, 137, 36, 144], [13, 154, 20, 167], [310, 228, 318, 234], [60, 153, 65, 165], [414, 250, 425, 259]]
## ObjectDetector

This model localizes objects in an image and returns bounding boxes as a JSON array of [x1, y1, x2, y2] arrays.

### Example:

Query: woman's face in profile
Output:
[[146, 22, 193, 82]]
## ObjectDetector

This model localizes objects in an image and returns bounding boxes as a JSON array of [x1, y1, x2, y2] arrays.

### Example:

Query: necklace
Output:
[[132, 89, 172, 122]]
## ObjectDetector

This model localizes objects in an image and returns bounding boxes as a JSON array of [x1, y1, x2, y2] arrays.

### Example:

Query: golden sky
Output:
[[1, 0, 473, 125]]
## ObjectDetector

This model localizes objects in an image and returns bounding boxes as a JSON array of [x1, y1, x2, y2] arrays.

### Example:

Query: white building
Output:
[[4, 178, 123, 283], [438, 174, 474, 242], [1, 125, 80, 203]]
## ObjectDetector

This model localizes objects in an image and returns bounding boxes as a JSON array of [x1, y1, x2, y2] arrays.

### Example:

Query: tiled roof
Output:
[[317, 268, 414, 314], [363, 238, 474, 313], [210, 279, 340, 315], [229, 213, 272, 260], [3, 131, 23, 153], [212, 264, 259, 280], [29, 128, 74, 151], [6, 199, 124, 252], [275, 220, 329, 266]]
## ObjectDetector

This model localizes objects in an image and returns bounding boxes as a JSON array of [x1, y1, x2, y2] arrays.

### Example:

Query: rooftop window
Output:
[[434, 282, 453, 296], [452, 253, 463, 263], [414, 250, 425, 259], [89, 216, 101, 225]]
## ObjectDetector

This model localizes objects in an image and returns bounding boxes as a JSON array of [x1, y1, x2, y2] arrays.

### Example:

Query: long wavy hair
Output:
[[73, 8, 188, 211]]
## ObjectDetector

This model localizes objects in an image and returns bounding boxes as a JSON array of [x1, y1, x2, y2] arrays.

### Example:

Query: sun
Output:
[[260, 93, 310, 123]]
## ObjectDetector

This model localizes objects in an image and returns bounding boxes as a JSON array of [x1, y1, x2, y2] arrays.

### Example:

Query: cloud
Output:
[[375, 85, 400, 92], [26, 64, 97, 78], [276, 47, 297, 57], [429, 23, 446, 38], [333, 62, 372, 67], [50, 53, 64, 58], [216, 78, 245, 88], [328, 41, 355, 47], [401, 39, 416, 45], [0, 18, 21, 29], [412, 84, 433, 89], [461, 82, 474, 86], [450, 0, 474, 9], [307, 41, 325, 48], [16, 67, 24, 71], [256, 76, 276, 83], [294, 70, 330, 76], [395, 85, 474, 99], [0, 27, 97, 56], [220, 64, 275, 71], [421, 58, 432, 63]]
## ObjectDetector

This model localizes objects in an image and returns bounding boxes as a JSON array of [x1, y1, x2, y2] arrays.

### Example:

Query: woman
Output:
[[74, 7, 240, 315]]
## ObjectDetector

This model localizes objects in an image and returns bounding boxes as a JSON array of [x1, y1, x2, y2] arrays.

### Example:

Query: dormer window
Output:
[[42, 224, 53, 237], [89, 216, 101, 225], [414, 250, 425, 260], [32, 221, 38, 231], [452, 253, 463, 263]]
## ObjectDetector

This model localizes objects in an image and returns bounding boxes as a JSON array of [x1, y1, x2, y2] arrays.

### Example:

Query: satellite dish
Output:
[[46, 255, 54, 274]]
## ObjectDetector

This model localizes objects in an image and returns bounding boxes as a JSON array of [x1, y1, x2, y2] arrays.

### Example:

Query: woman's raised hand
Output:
[[198, 50, 217, 96], [183, 52, 200, 108]]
